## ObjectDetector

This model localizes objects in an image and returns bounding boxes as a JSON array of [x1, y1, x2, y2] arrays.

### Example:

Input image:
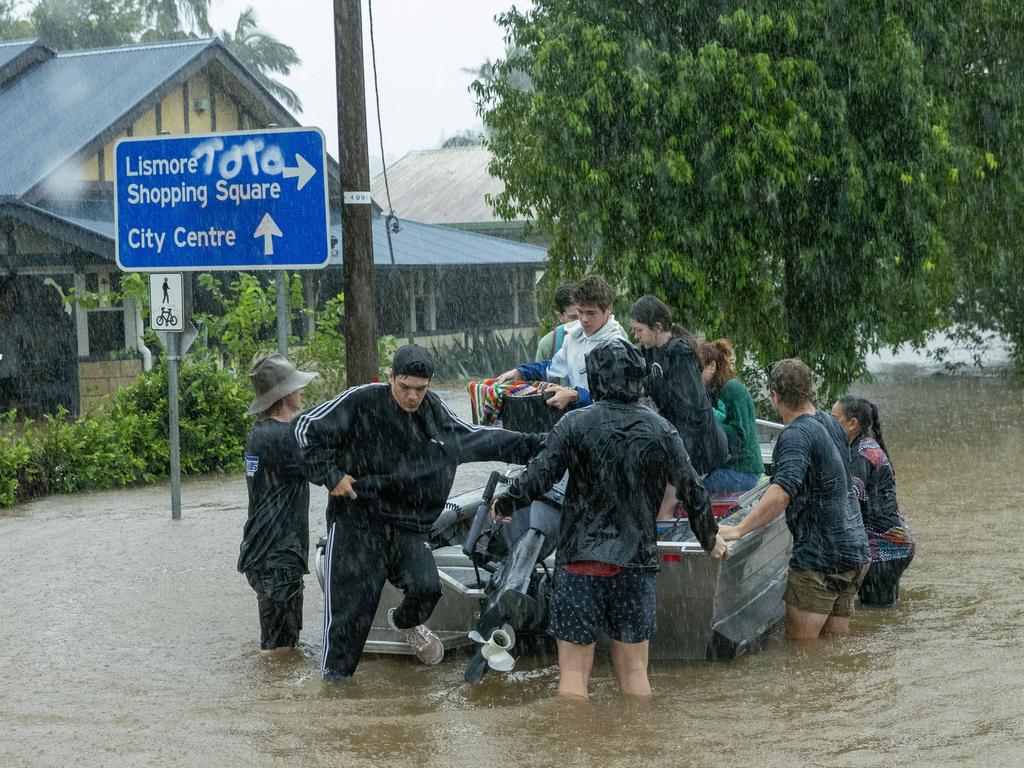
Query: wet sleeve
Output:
[[286, 428, 315, 483], [669, 432, 718, 551], [574, 386, 592, 407], [517, 359, 551, 381], [292, 393, 353, 491], [713, 399, 727, 423], [770, 427, 810, 502], [850, 453, 870, 505], [436, 396, 544, 464], [860, 452, 899, 527], [719, 383, 742, 441], [505, 421, 571, 505]]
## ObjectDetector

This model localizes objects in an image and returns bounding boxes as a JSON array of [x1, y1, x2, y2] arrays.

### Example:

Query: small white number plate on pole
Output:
[[343, 191, 372, 205]]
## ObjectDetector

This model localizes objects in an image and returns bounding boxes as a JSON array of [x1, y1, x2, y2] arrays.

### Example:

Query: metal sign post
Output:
[[166, 330, 181, 520], [116, 127, 329, 520], [149, 273, 194, 521], [276, 271, 288, 355]]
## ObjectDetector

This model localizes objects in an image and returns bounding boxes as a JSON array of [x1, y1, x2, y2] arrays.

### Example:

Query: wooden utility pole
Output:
[[334, 0, 379, 385]]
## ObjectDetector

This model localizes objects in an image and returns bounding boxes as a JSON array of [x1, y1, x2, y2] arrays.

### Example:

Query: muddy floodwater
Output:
[[2, 372, 1022, 767]]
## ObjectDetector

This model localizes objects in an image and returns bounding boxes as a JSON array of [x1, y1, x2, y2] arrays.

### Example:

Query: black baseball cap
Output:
[[391, 344, 435, 379]]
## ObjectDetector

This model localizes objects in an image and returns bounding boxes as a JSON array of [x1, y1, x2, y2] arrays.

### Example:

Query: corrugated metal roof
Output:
[[370, 146, 522, 226], [0, 39, 214, 197], [32, 199, 546, 267], [332, 215, 545, 267], [37, 201, 115, 240]]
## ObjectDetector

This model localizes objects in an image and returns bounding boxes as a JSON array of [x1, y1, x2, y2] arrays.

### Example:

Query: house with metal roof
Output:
[[370, 145, 542, 242], [0, 38, 546, 416]]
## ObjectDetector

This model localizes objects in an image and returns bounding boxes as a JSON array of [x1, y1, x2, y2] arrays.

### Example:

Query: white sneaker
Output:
[[388, 607, 444, 665]]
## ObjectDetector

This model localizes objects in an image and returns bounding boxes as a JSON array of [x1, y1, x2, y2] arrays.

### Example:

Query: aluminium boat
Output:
[[315, 419, 791, 671]]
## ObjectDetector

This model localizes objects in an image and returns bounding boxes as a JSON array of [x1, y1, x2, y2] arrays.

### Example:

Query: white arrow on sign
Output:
[[254, 213, 283, 255], [281, 153, 316, 191]]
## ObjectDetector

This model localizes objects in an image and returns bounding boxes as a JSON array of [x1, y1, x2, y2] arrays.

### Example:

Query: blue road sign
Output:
[[114, 127, 330, 271]]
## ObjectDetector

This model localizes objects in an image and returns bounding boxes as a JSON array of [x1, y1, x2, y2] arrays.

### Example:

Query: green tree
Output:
[[0, 1, 33, 40], [441, 129, 483, 148], [220, 6, 301, 112], [194, 271, 301, 373], [477, 1, 967, 399], [31, 0, 141, 50], [907, 2, 1024, 373], [138, 0, 211, 38]]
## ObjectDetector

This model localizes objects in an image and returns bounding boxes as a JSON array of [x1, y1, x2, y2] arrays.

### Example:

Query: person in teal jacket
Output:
[[698, 339, 765, 493]]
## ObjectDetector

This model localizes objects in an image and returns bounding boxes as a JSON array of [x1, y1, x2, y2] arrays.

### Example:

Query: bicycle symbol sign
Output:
[[149, 273, 183, 332]]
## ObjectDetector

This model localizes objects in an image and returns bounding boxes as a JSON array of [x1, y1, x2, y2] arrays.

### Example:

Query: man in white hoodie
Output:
[[498, 275, 627, 409]]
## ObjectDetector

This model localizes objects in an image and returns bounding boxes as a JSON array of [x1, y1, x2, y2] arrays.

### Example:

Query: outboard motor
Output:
[[464, 476, 563, 684], [463, 471, 505, 566]]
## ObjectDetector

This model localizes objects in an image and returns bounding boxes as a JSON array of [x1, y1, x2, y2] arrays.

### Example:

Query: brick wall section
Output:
[[78, 359, 143, 414]]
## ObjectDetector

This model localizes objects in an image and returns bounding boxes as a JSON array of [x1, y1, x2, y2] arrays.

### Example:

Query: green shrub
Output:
[[111, 353, 251, 476], [0, 353, 251, 508], [428, 332, 536, 380], [0, 411, 30, 507], [290, 292, 398, 402]]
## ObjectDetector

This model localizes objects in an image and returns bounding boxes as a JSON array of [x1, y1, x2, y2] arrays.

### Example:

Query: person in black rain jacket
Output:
[[491, 338, 728, 699], [294, 344, 543, 682], [238, 354, 318, 655], [629, 295, 729, 476]]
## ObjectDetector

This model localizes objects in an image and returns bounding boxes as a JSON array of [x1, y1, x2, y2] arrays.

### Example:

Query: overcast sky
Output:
[[208, 0, 532, 163]]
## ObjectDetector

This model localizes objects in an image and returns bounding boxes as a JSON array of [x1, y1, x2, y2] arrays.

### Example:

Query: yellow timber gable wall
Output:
[[80, 69, 271, 183]]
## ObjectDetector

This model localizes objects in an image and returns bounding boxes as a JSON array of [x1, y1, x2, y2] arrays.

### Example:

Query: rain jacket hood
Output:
[[586, 339, 647, 403]]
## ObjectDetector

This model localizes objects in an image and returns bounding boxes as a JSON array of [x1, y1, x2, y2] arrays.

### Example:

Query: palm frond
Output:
[[220, 6, 302, 112]]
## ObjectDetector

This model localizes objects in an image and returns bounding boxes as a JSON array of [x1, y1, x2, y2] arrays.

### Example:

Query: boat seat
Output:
[[434, 545, 474, 568]]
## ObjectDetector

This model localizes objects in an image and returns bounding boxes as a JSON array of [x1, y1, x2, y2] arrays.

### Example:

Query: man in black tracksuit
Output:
[[294, 344, 543, 681]]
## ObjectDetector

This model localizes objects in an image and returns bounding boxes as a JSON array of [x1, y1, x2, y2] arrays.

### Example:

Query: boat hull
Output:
[[325, 483, 792, 662]]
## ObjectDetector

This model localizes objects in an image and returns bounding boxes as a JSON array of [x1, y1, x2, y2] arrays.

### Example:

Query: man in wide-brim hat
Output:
[[238, 354, 318, 655]]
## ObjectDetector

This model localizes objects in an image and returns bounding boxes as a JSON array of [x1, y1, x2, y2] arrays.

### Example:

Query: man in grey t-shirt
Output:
[[719, 359, 869, 639]]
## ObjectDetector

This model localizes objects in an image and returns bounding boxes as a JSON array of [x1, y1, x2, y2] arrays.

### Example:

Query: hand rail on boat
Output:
[[437, 568, 487, 598], [755, 418, 785, 434]]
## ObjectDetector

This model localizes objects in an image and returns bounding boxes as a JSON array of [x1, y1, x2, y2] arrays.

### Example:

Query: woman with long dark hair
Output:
[[697, 339, 765, 493], [831, 396, 916, 606], [629, 296, 727, 477]]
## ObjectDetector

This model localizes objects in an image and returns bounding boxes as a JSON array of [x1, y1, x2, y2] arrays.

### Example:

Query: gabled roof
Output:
[[0, 197, 113, 261], [370, 146, 522, 227], [0, 39, 213, 199], [0, 37, 330, 203]]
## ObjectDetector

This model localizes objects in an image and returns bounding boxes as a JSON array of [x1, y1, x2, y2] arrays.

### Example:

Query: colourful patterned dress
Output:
[[850, 436, 915, 563]]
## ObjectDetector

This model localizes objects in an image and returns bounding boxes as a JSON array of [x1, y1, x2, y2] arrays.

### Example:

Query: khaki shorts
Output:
[[784, 564, 870, 618]]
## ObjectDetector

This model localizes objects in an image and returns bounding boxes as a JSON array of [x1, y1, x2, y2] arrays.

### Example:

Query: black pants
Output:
[[859, 553, 914, 606], [320, 519, 442, 679], [246, 567, 303, 650]]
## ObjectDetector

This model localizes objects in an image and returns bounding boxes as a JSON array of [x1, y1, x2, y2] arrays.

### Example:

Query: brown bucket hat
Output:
[[247, 353, 317, 415]]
